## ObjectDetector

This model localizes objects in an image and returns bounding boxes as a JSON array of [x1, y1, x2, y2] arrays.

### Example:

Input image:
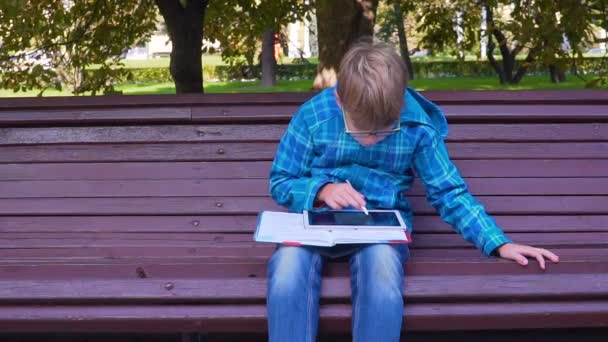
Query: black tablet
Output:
[[303, 210, 406, 230]]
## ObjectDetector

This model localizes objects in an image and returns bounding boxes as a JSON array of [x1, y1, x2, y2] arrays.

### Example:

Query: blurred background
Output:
[[0, 0, 606, 97]]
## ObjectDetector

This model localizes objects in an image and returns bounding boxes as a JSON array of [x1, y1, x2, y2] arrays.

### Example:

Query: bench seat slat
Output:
[[1, 142, 606, 163], [2, 177, 606, 198], [0, 301, 606, 332], [1, 273, 607, 304], [0, 196, 605, 215], [1, 246, 605, 263], [2, 123, 607, 145], [0, 232, 607, 249], [2, 159, 606, 180], [1, 254, 607, 277], [0, 107, 191, 125], [2, 215, 606, 234]]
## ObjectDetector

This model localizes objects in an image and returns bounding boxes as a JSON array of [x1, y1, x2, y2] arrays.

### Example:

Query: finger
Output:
[[337, 188, 363, 208], [343, 190, 366, 209], [541, 249, 560, 263], [511, 252, 529, 266], [344, 193, 364, 210], [344, 185, 366, 206], [535, 253, 546, 270], [325, 199, 343, 210], [344, 182, 365, 199], [521, 249, 546, 270], [333, 195, 350, 208]]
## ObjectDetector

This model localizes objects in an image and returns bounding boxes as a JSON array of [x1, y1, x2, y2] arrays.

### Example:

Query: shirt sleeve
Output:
[[412, 127, 512, 256], [269, 108, 331, 213]]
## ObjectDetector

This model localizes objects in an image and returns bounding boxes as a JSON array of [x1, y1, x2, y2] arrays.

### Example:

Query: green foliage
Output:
[[416, 0, 482, 59], [113, 57, 607, 84], [204, 0, 312, 67], [415, 0, 605, 83], [0, 0, 158, 95]]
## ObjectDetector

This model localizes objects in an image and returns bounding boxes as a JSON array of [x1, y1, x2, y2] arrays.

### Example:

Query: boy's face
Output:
[[343, 111, 399, 147], [336, 90, 400, 147]]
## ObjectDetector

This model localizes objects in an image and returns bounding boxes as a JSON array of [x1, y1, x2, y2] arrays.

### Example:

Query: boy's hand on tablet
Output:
[[317, 183, 366, 210]]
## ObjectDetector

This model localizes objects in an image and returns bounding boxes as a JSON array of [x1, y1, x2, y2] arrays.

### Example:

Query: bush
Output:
[[117, 57, 606, 83]]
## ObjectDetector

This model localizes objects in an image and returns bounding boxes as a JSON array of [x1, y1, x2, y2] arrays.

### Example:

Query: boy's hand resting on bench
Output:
[[497, 243, 559, 270]]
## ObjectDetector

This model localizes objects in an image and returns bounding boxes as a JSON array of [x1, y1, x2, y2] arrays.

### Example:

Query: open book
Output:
[[254, 211, 411, 247]]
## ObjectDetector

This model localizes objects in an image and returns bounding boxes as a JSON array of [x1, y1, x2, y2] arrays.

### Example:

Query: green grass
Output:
[[118, 55, 320, 68], [117, 79, 315, 94], [118, 75, 608, 94], [0, 75, 605, 97], [409, 75, 606, 91], [121, 55, 224, 68]]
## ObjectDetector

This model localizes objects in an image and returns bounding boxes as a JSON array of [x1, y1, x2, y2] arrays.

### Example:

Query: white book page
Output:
[[329, 228, 408, 244], [255, 212, 333, 246]]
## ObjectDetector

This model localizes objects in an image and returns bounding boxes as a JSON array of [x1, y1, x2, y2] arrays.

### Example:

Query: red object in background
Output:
[[274, 33, 282, 61]]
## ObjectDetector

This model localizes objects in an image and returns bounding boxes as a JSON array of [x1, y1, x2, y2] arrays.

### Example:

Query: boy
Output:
[[267, 41, 559, 342]]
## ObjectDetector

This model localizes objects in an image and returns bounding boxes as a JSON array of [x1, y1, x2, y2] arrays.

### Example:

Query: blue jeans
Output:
[[267, 243, 410, 342]]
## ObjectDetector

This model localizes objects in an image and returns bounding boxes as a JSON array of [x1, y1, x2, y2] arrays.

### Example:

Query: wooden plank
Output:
[[0, 231, 606, 249], [0, 301, 606, 332], [0, 90, 606, 109], [0, 273, 606, 304], [12, 104, 602, 125], [1, 159, 606, 180], [2, 123, 607, 145], [447, 123, 608, 141], [0, 143, 278, 163], [189, 105, 608, 123], [0, 107, 191, 125], [0, 246, 605, 266], [449, 159, 608, 177], [0, 125, 285, 145], [2, 177, 606, 198], [0, 196, 605, 215], [421, 89, 608, 105], [1, 142, 606, 163], [0, 161, 271, 180], [1, 254, 606, 278], [442, 105, 608, 118], [0, 92, 313, 109], [2, 215, 607, 234]]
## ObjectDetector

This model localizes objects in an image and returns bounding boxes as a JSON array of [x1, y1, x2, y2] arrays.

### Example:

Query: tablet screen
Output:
[[307, 211, 402, 227]]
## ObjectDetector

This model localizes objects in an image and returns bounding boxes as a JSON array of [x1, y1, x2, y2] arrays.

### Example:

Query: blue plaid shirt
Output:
[[269, 86, 512, 256]]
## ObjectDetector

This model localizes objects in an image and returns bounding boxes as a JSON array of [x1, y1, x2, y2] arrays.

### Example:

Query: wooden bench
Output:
[[0, 90, 607, 341]]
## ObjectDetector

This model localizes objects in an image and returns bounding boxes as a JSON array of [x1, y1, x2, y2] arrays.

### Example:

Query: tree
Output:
[[417, 0, 602, 85], [155, 0, 209, 93], [0, 0, 157, 95], [376, 1, 415, 80], [572, 0, 608, 87], [416, 0, 481, 63], [392, 0, 414, 80], [312, 0, 379, 91], [205, 0, 311, 87]]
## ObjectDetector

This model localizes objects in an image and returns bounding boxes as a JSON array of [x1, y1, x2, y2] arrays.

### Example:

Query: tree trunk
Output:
[[484, 4, 506, 84], [549, 65, 565, 83], [512, 46, 539, 84], [261, 29, 277, 87], [155, 0, 208, 94], [312, 0, 379, 91], [393, 0, 413, 80]]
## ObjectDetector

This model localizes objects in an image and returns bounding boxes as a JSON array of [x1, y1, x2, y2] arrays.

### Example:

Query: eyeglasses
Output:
[[341, 109, 401, 138]]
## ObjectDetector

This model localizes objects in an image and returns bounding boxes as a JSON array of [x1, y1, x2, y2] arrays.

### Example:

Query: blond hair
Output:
[[337, 39, 408, 131]]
